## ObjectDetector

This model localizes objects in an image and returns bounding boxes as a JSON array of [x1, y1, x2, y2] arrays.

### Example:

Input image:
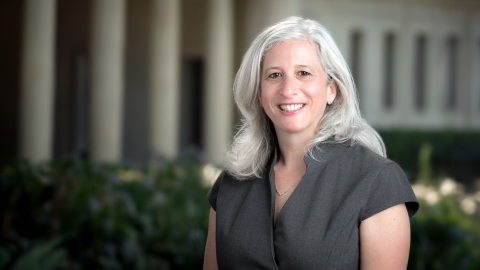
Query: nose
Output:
[[279, 75, 297, 98]]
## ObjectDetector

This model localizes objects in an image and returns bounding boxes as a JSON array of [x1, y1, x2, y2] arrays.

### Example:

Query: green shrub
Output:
[[379, 130, 480, 187], [9, 237, 67, 270], [409, 191, 480, 269], [2, 147, 480, 269], [0, 158, 211, 269]]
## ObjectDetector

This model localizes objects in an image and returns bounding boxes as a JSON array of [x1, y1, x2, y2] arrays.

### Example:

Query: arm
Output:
[[359, 203, 411, 270], [203, 208, 218, 270]]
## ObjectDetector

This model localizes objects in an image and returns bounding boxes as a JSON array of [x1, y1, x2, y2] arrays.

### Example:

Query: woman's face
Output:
[[258, 39, 336, 138]]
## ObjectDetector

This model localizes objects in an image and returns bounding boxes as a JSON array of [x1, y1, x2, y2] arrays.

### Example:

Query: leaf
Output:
[[11, 237, 66, 270], [0, 247, 11, 269]]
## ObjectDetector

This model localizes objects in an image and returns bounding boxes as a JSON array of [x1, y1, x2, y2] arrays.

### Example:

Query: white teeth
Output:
[[280, 104, 304, 112]]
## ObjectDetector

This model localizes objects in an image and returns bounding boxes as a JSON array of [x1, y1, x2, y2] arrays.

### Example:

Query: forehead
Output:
[[262, 39, 321, 65]]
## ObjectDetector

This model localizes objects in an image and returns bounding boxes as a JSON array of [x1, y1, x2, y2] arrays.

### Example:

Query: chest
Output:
[[215, 165, 369, 269], [273, 167, 305, 225]]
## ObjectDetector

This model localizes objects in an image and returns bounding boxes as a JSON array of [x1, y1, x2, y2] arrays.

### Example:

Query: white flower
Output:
[[460, 197, 477, 215], [440, 178, 457, 196], [425, 190, 440, 205], [201, 164, 222, 187], [474, 191, 480, 203], [412, 184, 439, 205], [118, 169, 145, 182], [412, 184, 428, 199]]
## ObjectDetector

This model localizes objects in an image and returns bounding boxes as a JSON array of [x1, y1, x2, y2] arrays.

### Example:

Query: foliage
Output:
[[417, 143, 433, 184], [0, 158, 211, 269], [379, 130, 480, 185], [409, 186, 480, 269], [1, 141, 480, 269], [9, 237, 67, 270], [393, 130, 480, 269]]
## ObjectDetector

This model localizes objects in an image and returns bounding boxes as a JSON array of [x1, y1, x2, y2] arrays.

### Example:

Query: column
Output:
[[426, 32, 446, 128], [244, 0, 300, 51], [19, 0, 57, 163], [471, 16, 480, 129], [149, 0, 181, 160], [395, 29, 415, 126], [458, 15, 473, 129], [264, 0, 300, 26], [203, 0, 234, 164], [90, 0, 126, 162], [361, 28, 383, 126]]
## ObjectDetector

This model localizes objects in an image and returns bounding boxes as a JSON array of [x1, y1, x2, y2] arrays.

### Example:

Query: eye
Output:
[[298, 71, 311, 76], [268, 72, 282, 78]]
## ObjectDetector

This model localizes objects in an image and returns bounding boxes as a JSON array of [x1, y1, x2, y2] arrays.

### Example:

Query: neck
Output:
[[275, 132, 313, 168]]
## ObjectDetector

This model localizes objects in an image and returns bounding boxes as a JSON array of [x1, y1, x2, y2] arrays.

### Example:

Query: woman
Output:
[[204, 16, 419, 269]]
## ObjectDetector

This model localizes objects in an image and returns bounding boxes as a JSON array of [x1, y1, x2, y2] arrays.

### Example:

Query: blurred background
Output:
[[1, 0, 479, 269]]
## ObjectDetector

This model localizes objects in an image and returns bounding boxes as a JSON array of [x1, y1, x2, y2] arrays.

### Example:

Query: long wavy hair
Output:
[[226, 16, 385, 180]]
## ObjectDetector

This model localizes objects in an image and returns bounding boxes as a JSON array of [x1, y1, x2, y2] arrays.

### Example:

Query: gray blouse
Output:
[[208, 142, 419, 269]]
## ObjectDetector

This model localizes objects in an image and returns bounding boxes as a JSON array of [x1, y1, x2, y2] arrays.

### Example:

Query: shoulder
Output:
[[207, 169, 262, 211], [349, 143, 392, 167], [208, 170, 237, 198], [207, 170, 230, 211], [318, 142, 419, 219], [308, 141, 402, 187], [325, 142, 396, 177], [347, 144, 409, 187], [343, 144, 420, 219]]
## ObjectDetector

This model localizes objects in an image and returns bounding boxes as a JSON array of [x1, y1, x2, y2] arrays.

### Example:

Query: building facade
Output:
[[1, 0, 479, 165]]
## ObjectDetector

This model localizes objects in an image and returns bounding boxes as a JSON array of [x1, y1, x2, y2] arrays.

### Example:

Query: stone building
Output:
[[1, 0, 479, 165]]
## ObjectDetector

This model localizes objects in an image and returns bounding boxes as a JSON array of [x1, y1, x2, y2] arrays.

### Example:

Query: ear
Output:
[[327, 82, 337, 105]]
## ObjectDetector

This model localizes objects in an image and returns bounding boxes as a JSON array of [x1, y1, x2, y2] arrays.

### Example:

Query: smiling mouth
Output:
[[279, 104, 304, 112]]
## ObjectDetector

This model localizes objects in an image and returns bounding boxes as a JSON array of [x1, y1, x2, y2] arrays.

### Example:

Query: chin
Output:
[[274, 121, 312, 135], [282, 126, 308, 134]]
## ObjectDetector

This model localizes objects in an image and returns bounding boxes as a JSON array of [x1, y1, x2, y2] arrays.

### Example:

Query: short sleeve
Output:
[[362, 162, 419, 220], [207, 170, 225, 211]]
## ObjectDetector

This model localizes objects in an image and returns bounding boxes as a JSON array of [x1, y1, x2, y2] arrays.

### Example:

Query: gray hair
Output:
[[226, 16, 385, 180]]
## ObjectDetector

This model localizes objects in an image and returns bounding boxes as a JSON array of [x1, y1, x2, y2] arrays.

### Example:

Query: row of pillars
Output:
[[19, 0, 233, 164]]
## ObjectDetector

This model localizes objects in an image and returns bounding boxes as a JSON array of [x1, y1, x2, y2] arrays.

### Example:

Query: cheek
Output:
[[258, 87, 272, 106], [311, 90, 329, 114], [319, 104, 328, 116], [307, 87, 328, 103]]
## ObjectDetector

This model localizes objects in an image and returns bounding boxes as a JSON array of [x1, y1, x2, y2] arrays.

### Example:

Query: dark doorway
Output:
[[179, 59, 204, 157]]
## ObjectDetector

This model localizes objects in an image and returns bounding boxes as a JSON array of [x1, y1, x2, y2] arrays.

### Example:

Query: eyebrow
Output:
[[263, 64, 313, 72], [295, 64, 312, 69], [263, 66, 280, 72]]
